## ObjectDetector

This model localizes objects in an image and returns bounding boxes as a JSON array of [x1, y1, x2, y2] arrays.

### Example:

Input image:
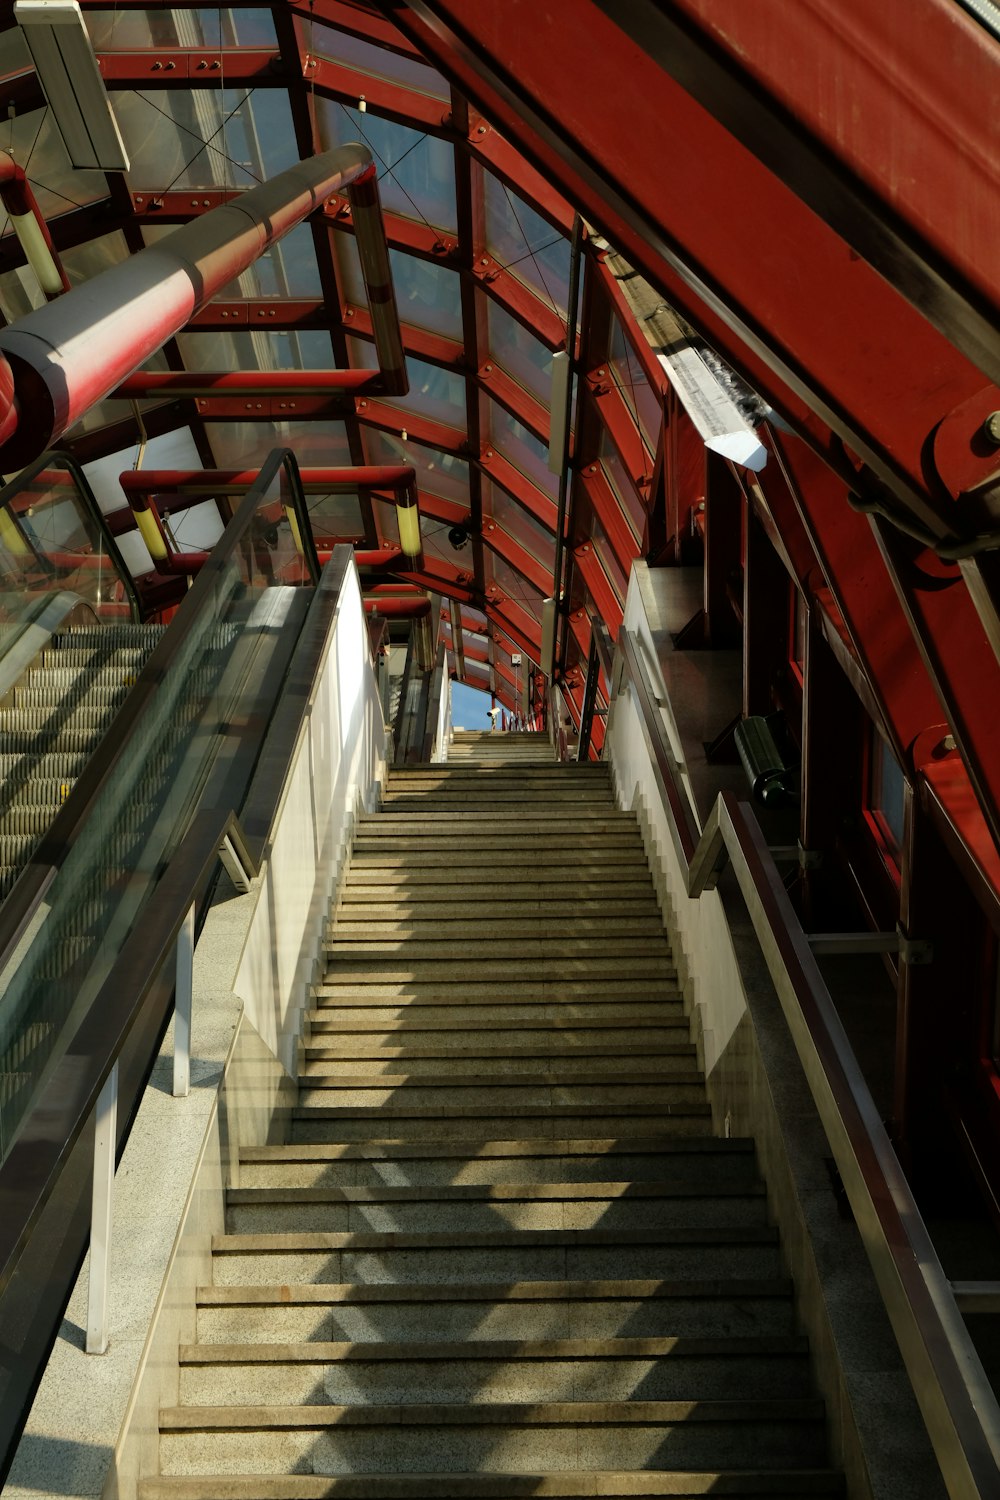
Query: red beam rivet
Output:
[[983, 412, 1000, 447]]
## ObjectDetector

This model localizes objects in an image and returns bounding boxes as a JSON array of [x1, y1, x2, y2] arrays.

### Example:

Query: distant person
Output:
[[487, 706, 500, 731]]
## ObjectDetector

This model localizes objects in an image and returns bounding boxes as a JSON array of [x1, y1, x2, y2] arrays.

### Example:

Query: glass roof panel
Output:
[[1, 108, 109, 223], [610, 317, 660, 454], [598, 425, 646, 543], [166, 499, 226, 553], [484, 174, 570, 317], [364, 430, 469, 505], [204, 421, 351, 467], [84, 8, 278, 47], [62, 230, 130, 283], [302, 489, 366, 541], [346, 335, 378, 371], [174, 328, 334, 372], [373, 494, 399, 548], [336, 242, 463, 341], [313, 24, 449, 102], [486, 551, 545, 622], [0, 264, 45, 321], [592, 516, 629, 604], [378, 356, 467, 428], [117, 87, 298, 192], [83, 428, 204, 516], [485, 301, 555, 402], [317, 104, 456, 232], [489, 407, 557, 499], [482, 479, 556, 569]]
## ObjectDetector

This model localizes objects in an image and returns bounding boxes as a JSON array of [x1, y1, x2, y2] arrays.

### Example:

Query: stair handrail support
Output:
[[608, 619, 1000, 1500]]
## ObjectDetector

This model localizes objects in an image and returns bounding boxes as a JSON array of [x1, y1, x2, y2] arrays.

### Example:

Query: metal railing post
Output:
[[173, 902, 195, 1098], [86, 1061, 118, 1355]]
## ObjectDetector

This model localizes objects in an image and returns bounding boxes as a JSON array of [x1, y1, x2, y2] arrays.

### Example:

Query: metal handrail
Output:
[[0, 539, 368, 1483], [0, 448, 314, 979], [615, 624, 1000, 1500]]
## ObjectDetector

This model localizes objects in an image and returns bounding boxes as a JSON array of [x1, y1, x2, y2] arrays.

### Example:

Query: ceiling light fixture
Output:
[[15, 0, 130, 172]]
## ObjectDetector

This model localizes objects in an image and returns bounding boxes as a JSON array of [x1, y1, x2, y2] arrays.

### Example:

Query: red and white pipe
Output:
[[0, 144, 374, 468]]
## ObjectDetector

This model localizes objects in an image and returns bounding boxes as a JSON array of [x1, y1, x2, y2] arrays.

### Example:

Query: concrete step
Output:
[[323, 939, 672, 962], [297, 1045, 698, 1077], [380, 791, 617, 806], [346, 851, 650, 870], [289, 1108, 713, 1143], [334, 898, 662, 920], [158, 1397, 828, 1475], [320, 960, 677, 984], [338, 882, 660, 902], [305, 1014, 692, 1038], [327, 918, 666, 942], [237, 1138, 758, 1188], [304, 1005, 687, 1030], [294, 1077, 710, 1112], [142, 1468, 844, 1499], [196, 1274, 798, 1345], [341, 869, 655, 890], [224, 1180, 768, 1234], [177, 1334, 811, 1406]]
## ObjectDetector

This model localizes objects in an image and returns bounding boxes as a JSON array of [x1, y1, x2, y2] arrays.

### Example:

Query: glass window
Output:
[[364, 430, 469, 506], [313, 25, 449, 102], [83, 428, 204, 516], [2, 108, 108, 222], [337, 242, 463, 341], [317, 103, 455, 231], [869, 734, 906, 857], [610, 316, 661, 454], [84, 8, 278, 48], [489, 406, 557, 498], [118, 88, 298, 192], [592, 516, 629, 605], [482, 480, 555, 569], [484, 173, 570, 317], [203, 420, 351, 467], [61, 231, 130, 284], [300, 488, 365, 541], [379, 357, 467, 428], [486, 551, 544, 622], [486, 301, 555, 403], [598, 426, 646, 543]]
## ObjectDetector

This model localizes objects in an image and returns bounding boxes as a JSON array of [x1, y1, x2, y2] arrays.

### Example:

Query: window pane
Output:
[[364, 431, 469, 505], [490, 406, 557, 499], [482, 479, 555, 570], [610, 317, 661, 454], [484, 174, 569, 316], [317, 103, 455, 231], [486, 302, 554, 402], [313, 24, 448, 102]]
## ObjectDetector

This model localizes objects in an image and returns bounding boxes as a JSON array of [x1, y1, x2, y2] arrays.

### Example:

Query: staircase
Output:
[[150, 734, 842, 1499]]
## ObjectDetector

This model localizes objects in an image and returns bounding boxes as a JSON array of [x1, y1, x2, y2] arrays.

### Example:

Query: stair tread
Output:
[[179, 1334, 808, 1363], [139, 1469, 844, 1497], [239, 1139, 756, 1161], [160, 1397, 827, 1428], [213, 1226, 778, 1251], [226, 1182, 765, 1203], [197, 1277, 795, 1306]]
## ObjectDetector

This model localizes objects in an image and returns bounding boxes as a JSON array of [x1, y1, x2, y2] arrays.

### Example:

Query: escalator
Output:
[[0, 447, 320, 1159]]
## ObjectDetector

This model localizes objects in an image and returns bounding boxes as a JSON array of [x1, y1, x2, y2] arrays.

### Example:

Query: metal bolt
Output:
[[484, 364, 492, 373], [151, 60, 162, 69], [984, 411, 1000, 446], [191, 199, 199, 207], [268, 309, 275, 317]]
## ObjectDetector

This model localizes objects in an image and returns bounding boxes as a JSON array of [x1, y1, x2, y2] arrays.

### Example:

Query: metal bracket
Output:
[[798, 841, 823, 871], [897, 922, 934, 966]]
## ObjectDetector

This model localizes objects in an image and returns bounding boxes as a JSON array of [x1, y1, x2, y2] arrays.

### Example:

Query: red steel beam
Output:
[[385, 0, 993, 542]]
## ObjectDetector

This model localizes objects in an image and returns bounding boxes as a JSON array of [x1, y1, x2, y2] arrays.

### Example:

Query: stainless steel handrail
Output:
[[615, 624, 1000, 1500]]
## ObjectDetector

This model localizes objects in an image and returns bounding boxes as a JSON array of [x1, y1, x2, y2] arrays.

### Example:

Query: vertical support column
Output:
[[799, 609, 863, 925], [86, 1062, 118, 1355], [173, 902, 195, 1099]]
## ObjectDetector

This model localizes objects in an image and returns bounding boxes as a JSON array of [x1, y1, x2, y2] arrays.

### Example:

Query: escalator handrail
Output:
[[0, 449, 142, 624], [0, 447, 312, 982], [614, 623, 1000, 1500]]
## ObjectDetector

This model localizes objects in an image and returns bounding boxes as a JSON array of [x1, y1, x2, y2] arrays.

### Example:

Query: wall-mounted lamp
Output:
[[15, 0, 130, 172]]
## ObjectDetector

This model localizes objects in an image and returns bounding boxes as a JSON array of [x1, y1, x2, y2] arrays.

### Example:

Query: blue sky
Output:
[[450, 678, 493, 730]]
